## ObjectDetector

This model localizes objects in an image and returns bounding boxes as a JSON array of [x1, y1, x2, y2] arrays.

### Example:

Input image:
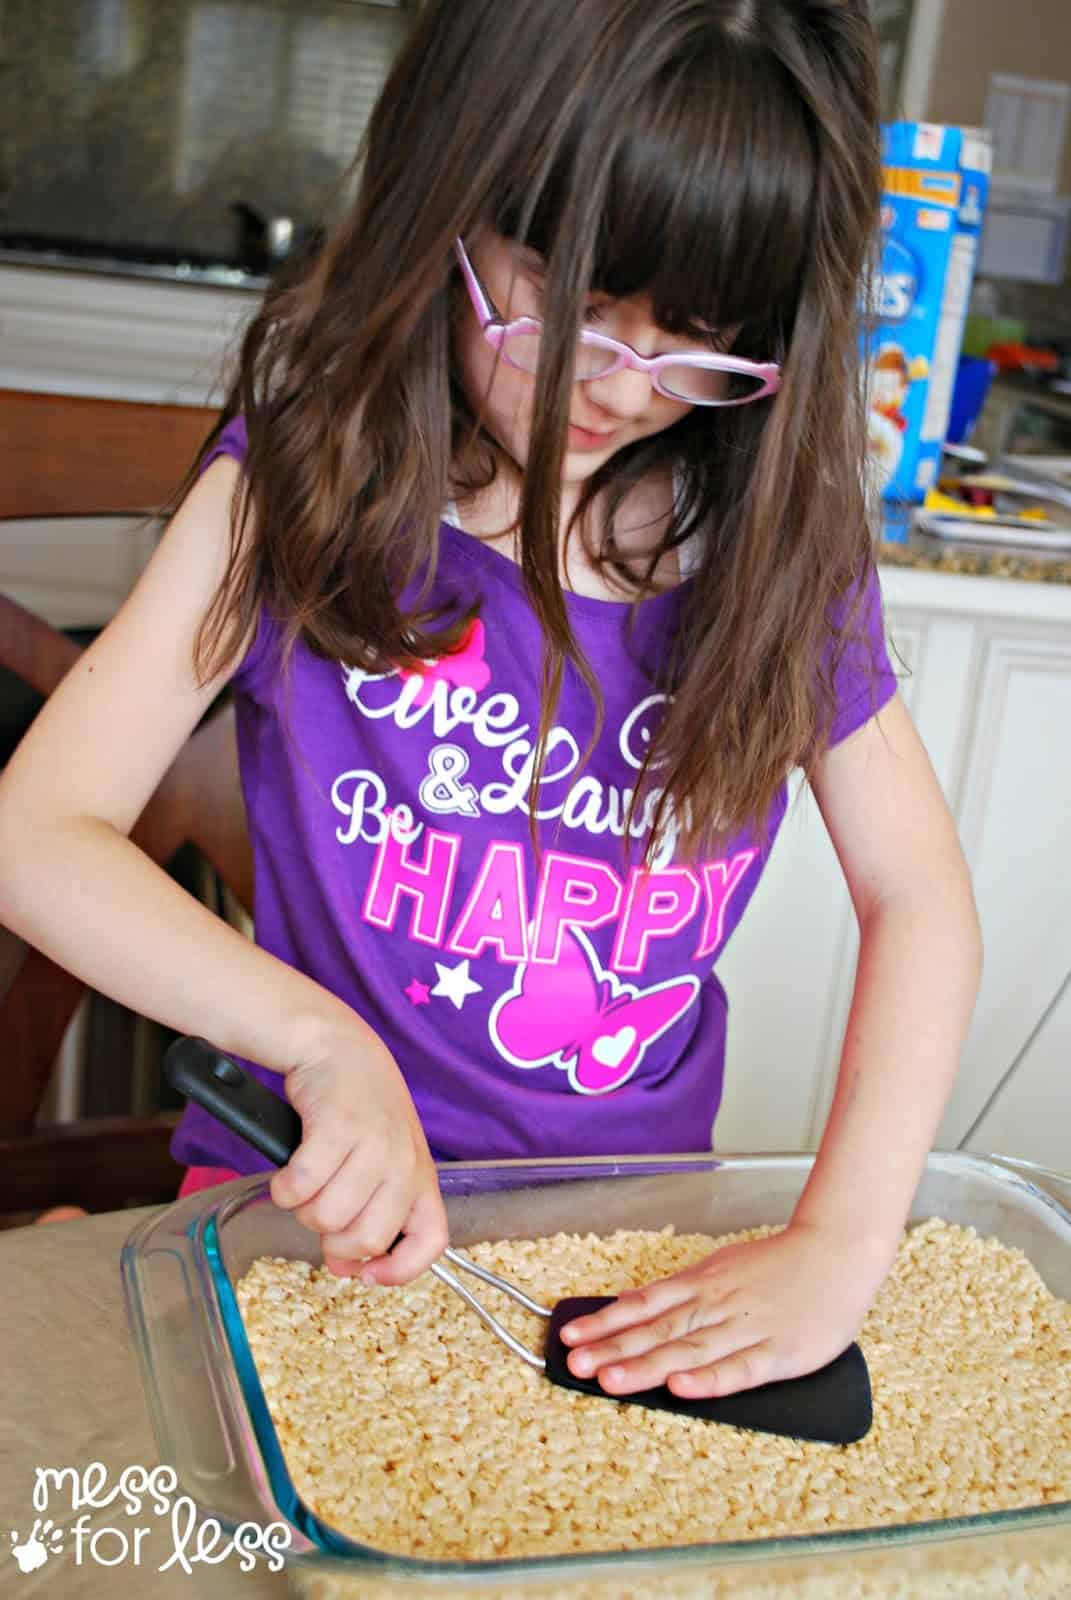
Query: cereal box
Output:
[[865, 122, 992, 510]]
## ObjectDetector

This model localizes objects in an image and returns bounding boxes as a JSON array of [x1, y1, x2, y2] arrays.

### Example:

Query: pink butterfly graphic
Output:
[[401, 618, 491, 706], [489, 926, 699, 1095]]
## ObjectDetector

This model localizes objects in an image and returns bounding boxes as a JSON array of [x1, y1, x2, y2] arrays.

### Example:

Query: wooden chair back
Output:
[[0, 388, 214, 519], [0, 390, 251, 1214]]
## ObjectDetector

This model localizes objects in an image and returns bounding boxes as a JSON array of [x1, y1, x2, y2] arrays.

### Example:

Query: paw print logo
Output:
[[10, 1520, 64, 1573]]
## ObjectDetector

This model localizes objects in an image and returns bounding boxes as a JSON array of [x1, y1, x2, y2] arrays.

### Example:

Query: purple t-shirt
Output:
[[172, 416, 897, 1172]]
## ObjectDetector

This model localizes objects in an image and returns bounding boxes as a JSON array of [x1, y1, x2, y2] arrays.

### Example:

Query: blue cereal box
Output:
[[865, 122, 992, 508]]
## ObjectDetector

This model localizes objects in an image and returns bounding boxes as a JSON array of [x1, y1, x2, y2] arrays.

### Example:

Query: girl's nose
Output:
[[585, 364, 655, 419]]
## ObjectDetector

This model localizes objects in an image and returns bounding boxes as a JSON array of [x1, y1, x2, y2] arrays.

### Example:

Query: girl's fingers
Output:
[[559, 1277, 697, 1347], [320, 1170, 403, 1268], [665, 1339, 775, 1400], [271, 1127, 362, 1214], [598, 1331, 771, 1395], [360, 1188, 450, 1286], [269, 1158, 324, 1214], [280, 1145, 376, 1236], [582, 1318, 758, 1395], [566, 1294, 730, 1379]]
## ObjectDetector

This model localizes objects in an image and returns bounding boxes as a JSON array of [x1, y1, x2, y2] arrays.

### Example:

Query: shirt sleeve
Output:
[[825, 564, 900, 748], [201, 412, 249, 473]]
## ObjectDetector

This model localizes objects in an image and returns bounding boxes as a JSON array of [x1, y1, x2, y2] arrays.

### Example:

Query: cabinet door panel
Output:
[[938, 629, 1071, 1146], [965, 967, 1071, 1170]]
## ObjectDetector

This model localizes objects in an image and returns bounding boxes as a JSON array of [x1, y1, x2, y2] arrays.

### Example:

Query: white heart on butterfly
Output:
[[591, 1026, 637, 1068]]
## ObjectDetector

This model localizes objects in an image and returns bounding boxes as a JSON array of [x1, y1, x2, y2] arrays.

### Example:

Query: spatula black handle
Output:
[[164, 1036, 302, 1168]]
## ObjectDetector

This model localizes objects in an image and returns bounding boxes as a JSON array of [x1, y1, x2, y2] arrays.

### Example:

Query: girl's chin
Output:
[[483, 419, 628, 482]]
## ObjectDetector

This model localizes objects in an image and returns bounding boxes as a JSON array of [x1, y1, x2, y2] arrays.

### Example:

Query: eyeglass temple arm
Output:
[[454, 238, 495, 327]]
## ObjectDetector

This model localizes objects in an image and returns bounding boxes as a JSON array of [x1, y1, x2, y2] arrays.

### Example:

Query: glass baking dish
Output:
[[121, 1151, 1071, 1598]]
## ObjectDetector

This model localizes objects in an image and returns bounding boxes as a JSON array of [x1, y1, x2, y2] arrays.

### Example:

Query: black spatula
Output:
[[164, 1036, 872, 1444]]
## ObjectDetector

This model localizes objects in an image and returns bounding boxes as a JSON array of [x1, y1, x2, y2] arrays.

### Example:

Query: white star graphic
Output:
[[431, 958, 483, 1011]]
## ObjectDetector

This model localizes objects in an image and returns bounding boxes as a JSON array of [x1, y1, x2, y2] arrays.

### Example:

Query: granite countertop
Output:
[[880, 524, 1071, 585]]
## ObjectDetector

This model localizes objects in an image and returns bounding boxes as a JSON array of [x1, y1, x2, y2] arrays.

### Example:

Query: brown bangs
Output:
[[493, 28, 817, 350]]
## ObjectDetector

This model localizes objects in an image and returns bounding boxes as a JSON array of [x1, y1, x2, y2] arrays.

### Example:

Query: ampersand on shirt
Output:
[[419, 743, 481, 817]]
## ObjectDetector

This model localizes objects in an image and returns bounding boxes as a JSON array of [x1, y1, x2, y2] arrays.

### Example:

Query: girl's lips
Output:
[[567, 421, 619, 450]]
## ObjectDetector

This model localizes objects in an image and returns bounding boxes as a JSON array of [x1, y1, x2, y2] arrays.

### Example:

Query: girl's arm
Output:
[[785, 691, 983, 1273], [559, 693, 983, 1397], [0, 459, 446, 1281]]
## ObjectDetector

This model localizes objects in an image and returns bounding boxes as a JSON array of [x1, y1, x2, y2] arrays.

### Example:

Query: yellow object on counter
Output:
[[924, 487, 995, 517]]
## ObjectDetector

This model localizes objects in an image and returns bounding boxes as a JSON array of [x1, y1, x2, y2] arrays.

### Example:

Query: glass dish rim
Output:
[[145, 1150, 1071, 1577]]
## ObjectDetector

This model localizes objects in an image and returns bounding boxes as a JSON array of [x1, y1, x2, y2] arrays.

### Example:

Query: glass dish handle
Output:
[[121, 1191, 310, 1542]]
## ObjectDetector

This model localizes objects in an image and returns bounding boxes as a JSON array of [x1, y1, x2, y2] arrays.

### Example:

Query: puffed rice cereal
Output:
[[236, 1219, 1071, 1566]]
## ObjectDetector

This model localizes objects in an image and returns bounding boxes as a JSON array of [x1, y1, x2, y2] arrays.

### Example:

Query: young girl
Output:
[[0, 0, 981, 1405]]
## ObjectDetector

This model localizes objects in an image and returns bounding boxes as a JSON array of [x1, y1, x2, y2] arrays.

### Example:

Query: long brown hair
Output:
[[188, 0, 883, 863]]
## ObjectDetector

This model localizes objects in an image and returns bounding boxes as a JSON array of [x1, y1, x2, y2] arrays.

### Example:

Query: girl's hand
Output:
[[558, 1223, 890, 1399], [269, 1030, 448, 1287]]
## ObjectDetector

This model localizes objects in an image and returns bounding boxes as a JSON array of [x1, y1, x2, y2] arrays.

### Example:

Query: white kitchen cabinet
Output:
[[937, 617, 1071, 1151], [716, 565, 1071, 1168], [964, 969, 1071, 1173]]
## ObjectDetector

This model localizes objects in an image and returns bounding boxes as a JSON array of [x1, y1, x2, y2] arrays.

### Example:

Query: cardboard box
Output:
[[865, 122, 992, 509]]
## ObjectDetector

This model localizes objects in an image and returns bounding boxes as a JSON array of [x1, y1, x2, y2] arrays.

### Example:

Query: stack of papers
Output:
[[915, 456, 1071, 550]]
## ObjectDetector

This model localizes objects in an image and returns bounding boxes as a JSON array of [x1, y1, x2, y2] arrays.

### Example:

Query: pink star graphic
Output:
[[404, 979, 431, 1007]]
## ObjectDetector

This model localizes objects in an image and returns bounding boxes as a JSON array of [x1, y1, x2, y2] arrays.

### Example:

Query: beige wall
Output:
[[923, 0, 1071, 193]]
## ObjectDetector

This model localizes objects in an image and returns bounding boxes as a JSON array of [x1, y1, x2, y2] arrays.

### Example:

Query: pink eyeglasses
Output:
[[454, 237, 781, 407]]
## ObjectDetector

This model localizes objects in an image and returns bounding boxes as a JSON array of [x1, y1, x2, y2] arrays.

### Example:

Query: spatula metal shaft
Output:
[[441, 1246, 552, 1318], [430, 1260, 546, 1369]]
